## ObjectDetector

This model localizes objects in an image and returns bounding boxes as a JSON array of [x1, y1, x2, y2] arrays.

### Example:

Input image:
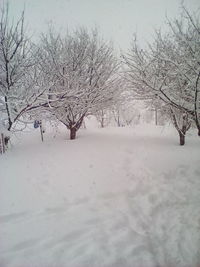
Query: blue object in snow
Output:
[[34, 120, 40, 128]]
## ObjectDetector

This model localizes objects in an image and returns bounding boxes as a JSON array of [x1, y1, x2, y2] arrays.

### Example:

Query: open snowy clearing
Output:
[[0, 124, 200, 267]]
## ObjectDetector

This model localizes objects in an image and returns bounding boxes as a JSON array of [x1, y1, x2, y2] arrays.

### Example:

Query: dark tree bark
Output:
[[59, 113, 86, 140], [70, 127, 76, 140], [179, 131, 185, 146], [68, 113, 85, 140]]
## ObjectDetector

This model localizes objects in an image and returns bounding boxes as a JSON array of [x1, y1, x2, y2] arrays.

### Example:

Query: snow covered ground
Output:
[[0, 124, 200, 267]]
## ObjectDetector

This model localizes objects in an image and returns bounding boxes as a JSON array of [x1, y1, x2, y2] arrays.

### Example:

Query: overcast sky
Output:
[[5, 0, 200, 50]]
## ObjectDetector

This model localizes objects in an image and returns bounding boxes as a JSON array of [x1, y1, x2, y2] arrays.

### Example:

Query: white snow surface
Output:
[[0, 124, 200, 267]]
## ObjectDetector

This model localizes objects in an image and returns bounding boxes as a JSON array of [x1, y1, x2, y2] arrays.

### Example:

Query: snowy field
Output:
[[0, 124, 200, 267]]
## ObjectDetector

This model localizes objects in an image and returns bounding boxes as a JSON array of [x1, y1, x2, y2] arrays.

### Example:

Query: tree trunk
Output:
[[198, 127, 200, 137], [70, 127, 76, 140], [100, 119, 104, 128], [194, 118, 200, 136], [0, 133, 5, 154], [5, 96, 12, 131], [117, 115, 121, 127], [179, 132, 185, 146], [155, 108, 158, 126]]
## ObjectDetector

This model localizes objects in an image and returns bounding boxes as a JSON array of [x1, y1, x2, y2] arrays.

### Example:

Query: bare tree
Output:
[[38, 28, 120, 139], [0, 3, 46, 135], [123, 6, 200, 145]]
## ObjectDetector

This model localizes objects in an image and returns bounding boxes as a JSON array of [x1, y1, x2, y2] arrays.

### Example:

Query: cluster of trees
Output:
[[95, 102, 141, 128], [0, 4, 120, 141], [0, 3, 199, 146], [123, 6, 200, 145]]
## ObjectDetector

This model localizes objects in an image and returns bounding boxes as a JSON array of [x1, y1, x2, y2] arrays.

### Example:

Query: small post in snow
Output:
[[39, 121, 44, 142]]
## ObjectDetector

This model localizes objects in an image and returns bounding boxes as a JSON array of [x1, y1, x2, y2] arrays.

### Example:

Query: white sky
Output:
[[6, 0, 200, 50]]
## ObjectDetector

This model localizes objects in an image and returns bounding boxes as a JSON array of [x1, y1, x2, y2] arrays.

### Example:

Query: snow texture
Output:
[[0, 124, 200, 267]]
